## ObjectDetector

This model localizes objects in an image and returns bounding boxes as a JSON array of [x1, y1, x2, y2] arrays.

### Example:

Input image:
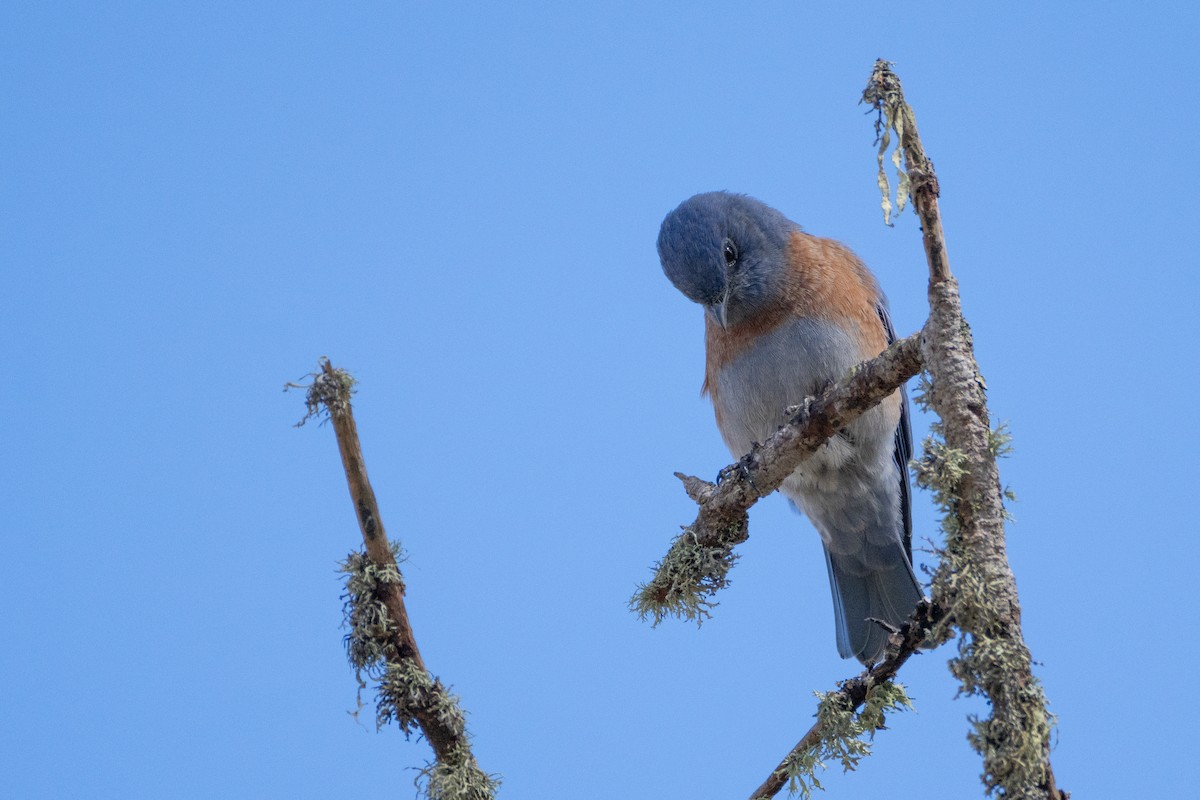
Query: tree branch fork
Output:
[[631, 323, 939, 798], [635, 57, 1064, 800], [293, 58, 1062, 800]]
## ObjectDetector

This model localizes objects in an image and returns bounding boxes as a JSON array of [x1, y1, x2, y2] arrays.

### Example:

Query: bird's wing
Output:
[[876, 302, 914, 559]]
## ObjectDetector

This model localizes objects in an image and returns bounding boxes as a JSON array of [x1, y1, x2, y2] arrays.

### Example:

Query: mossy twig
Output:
[[864, 60, 1064, 799], [749, 601, 942, 799], [632, 333, 923, 623], [292, 359, 499, 800]]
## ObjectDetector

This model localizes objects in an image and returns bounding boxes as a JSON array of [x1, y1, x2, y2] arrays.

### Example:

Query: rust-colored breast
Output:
[[703, 231, 888, 407], [783, 231, 887, 353], [702, 300, 788, 401]]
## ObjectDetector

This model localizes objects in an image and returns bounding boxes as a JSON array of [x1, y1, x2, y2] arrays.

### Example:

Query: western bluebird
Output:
[[657, 191, 923, 664]]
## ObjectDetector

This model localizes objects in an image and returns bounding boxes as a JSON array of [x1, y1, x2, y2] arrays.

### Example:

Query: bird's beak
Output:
[[705, 294, 730, 329]]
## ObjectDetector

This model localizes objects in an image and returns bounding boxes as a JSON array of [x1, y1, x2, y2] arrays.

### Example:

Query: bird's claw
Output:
[[716, 458, 759, 492]]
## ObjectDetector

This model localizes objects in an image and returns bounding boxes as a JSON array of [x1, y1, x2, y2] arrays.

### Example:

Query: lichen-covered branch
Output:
[[638, 60, 1066, 800], [864, 60, 1065, 800], [749, 600, 942, 800], [292, 360, 498, 800], [631, 333, 923, 623]]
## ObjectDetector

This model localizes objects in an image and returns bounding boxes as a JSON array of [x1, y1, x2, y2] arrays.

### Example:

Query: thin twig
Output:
[[748, 601, 942, 800], [314, 361, 426, 669], [295, 359, 497, 799]]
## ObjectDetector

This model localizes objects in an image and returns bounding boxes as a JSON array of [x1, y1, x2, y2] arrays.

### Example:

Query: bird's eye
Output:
[[722, 239, 738, 267]]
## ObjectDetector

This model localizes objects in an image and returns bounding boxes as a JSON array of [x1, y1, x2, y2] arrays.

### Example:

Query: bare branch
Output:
[[294, 359, 498, 800]]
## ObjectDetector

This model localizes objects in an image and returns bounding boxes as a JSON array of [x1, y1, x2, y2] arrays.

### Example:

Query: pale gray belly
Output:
[[712, 317, 902, 555]]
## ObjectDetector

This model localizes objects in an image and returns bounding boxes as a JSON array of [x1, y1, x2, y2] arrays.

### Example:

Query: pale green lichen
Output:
[[861, 59, 912, 226], [955, 631, 1056, 798], [628, 522, 743, 626], [375, 658, 465, 739], [416, 744, 502, 800], [781, 681, 914, 798], [987, 422, 1014, 459], [287, 360, 357, 427], [340, 544, 406, 676], [339, 546, 498, 800], [910, 373, 1055, 798]]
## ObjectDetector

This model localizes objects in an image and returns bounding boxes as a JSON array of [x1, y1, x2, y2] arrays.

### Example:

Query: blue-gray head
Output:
[[657, 191, 799, 329]]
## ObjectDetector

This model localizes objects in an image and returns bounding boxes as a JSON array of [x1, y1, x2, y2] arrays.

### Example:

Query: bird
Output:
[[657, 191, 923, 664]]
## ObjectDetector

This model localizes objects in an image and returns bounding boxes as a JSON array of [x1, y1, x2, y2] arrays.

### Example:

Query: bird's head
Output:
[[657, 191, 797, 329]]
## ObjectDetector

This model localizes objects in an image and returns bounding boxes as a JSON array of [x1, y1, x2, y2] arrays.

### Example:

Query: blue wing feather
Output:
[[876, 302, 914, 560]]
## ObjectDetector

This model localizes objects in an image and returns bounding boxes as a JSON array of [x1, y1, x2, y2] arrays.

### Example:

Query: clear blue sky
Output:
[[4, 2, 1196, 797]]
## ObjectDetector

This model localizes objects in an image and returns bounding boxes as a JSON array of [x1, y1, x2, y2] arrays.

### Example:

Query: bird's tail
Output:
[[824, 544, 923, 664]]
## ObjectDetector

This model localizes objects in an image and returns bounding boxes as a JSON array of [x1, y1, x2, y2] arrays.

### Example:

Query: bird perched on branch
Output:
[[657, 191, 923, 664]]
